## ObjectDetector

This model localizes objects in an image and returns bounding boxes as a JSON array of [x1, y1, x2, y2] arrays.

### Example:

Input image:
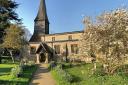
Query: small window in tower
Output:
[[52, 37, 55, 41], [68, 35, 72, 40]]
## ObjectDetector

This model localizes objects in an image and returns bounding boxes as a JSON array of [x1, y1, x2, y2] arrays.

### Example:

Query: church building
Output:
[[29, 0, 83, 63]]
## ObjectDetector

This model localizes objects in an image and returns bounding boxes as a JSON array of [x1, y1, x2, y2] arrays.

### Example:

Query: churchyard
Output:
[[1, 0, 128, 85], [0, 60, 37, 85]]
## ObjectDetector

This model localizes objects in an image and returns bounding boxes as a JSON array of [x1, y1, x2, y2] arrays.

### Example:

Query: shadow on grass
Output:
[[61, 62, 87, 70], [72, 75, 81, 83], [0, 67, 11, 72], [29, 83, 40, 85], [0, 80, 28, 85], [0, 64, 37, 85], [0, 68, 12, 76], [116, 64, 128, 79]]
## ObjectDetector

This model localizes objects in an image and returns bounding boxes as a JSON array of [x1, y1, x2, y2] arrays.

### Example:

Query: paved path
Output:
[[29, 64, 56, 85]]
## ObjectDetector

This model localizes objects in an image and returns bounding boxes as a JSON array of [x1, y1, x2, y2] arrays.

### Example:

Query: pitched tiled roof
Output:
[[36, 42, 53, 54]]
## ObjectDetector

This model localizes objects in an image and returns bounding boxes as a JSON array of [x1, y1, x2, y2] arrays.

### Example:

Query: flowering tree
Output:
[[80, 8, 128, 74], [80, 17, 98, 69]]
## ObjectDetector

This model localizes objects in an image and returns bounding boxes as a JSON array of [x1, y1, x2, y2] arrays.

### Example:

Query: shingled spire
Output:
[[35, 0, 49, 21], [29, 0, 49, 42]]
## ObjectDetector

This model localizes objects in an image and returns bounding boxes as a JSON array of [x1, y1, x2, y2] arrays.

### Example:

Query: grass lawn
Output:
[[51, 63, 128, 85], [0, 63, 37, 85]]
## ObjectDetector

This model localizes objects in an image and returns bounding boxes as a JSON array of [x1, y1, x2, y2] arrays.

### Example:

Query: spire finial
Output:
[[35, 0, 48, 21]]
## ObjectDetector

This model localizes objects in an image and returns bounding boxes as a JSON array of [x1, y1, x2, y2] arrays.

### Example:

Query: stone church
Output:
[[29, 0, 83, 63]]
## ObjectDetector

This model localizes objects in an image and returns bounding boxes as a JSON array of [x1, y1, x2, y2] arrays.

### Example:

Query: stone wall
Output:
[[29, 32, 83, 63]]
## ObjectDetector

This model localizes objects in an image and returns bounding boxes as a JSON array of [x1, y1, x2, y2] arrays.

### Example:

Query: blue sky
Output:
[[15, 0, 128, 34]]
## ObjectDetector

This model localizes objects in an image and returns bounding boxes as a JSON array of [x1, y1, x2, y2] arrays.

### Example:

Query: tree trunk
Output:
[[9, 50, 15, 63], [92, 58, 96, 70], [65, 55, 68, 63], [94, 62, 97, 70]]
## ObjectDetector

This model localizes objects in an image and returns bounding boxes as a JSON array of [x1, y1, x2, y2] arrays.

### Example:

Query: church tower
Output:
[[30, 0, 49, 42]]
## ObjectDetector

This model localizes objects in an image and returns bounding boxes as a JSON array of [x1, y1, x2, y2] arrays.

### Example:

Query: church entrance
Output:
[[35, 43, 51, 64], [40, 53, 46, 63]]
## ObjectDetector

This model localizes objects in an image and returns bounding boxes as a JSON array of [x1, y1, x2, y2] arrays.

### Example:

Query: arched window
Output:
[[30, 46, 36, 54]]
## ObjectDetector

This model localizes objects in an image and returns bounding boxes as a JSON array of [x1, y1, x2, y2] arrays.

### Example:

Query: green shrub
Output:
[[48, 61, 56, 70], [27, 61, 35, 66], [61, 70, 73, 82], [1, 59, 7, 63], [53, 65, 73, 83], [62, 63, 72, 69], [10, 65, 23, 78], [1, 59, 12, 63], [56, 62, 72, 69]]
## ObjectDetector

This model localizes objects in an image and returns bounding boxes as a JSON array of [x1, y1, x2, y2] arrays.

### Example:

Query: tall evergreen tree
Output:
[[0, 0, 20, 43]]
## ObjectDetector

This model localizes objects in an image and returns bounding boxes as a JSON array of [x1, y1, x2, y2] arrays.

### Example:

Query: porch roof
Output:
[[36, 42, 53, 54]]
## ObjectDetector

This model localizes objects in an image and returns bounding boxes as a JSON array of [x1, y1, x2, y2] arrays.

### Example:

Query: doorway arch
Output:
[[40, 53, 46, 63]]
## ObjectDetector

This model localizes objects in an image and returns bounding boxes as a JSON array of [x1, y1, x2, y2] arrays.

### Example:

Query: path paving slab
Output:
[[29, 64, 56, 85]]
